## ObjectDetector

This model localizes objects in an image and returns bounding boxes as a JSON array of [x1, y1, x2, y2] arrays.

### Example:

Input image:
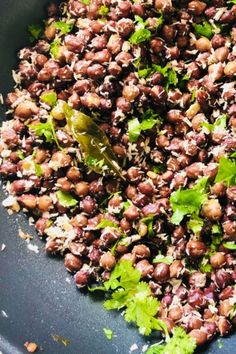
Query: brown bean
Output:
[[100, 252, 116, 270], [38, 195, 53, 212], [132, 244, 150, 259], [135, 260, 154, 278], [210, 252, 226, 268], [195, 38, 211, 52], [64, 253, 82, 273], [74, 269, 91, 288], [153, 263, 170, 282], [189, 330, 207, 346], [186, 240, 206, 257], [18, 194, 37, 209], [80, 196, 96, 215], [168, 305, 183, 321], [124, 205, 140, 221], [202, 199, 222, 221], [224, 61, 236, 76], [15, 101, 39, 119]]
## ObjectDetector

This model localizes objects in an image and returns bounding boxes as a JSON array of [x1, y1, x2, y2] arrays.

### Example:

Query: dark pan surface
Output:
[[0, 1, 235, 353]]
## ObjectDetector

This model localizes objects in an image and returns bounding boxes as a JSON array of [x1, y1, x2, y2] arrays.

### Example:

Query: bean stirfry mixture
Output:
[[1, 0, 236, 352]]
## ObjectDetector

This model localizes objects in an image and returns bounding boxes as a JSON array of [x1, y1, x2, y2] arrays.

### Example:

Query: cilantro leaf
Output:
[[152, 65, 178, 89], [223, 242, 236, 250], [29, 121, 54, 143], [128, 109, 160, 142], [198, 257, 212, 273], [215, 156, 236, 186], [170, 177, 208, 224], [28, 24, 43, 42], [34, 162, 43, 177], [40, 92, 58, 107], [211, 224, 223, 251], [202, 114, 228, 133], [140, 215, 155, 237], [80, 0, 90, 4], [103, 328, 113, 340], [104, 260, 141, 291], [128, 118, 141, 142], [96, 219, 120, 231], [153, 255, 173, 264], [99, 5, 110, 16], [17, 150, 24, 160], [193, 20, 214, 39], [188, 216, 204, 235], [146, 327, 197, 354], [53, 21, 74, 34], [50, 38, 61, 59], [124, 282, 160, 335], [56, 190, 78, 207], [129, 28, 151, 44]]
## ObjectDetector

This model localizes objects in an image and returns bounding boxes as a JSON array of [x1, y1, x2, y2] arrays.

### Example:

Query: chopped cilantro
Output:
[[152, 164, 166, 174], [170, 177, 208, 224], [80, 0, 90, 3], [211, 224, 223, 251], [29, 121, 54, 143], [146, 327, 197, 354], [139, 64, 178, 89], [129, 28, 151, 44], [188, 216, 204, 235], [198, 257, 212, 273], [85, 156, 105, 169], [223, 241, 236, 250], [56, 190, 78, 207], [202, 114, 228, 132], [99, 5, 110, 16], [40, 92, 58, 107], [218, 339, 224, 349], [123, 201, 132, 210], [92, 261, 167, 336], [28, 24, 43, 42], [17, 150, 24, 160], [129, 16, 151, 45], [214, 156, 236, 186], [103, 328, 113, 340], [50, 38, 61, 59], [128, 109, 160, 142], [140, 215, 155, 237], [153, 255, 173, 264], [96, 219, 120, 230], [28, 118, 61, 149], [193, 20, 214, 39], [153, 64, 178, 89], [53, 21, 74, 34], [34, 162, 43, 177]]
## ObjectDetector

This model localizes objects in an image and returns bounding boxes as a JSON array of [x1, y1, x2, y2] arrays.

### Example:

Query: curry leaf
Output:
[[63, 103, 124, 179]]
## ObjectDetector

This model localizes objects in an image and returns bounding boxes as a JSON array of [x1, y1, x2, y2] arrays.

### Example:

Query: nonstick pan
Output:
[[0, 1, 235, 353]]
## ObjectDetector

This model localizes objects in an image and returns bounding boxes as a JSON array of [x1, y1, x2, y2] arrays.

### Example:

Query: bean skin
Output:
[[64, 253, 82, 273]]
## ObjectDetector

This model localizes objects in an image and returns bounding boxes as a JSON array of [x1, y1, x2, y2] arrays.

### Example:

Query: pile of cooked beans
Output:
[[0, 0, 236, 348]]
